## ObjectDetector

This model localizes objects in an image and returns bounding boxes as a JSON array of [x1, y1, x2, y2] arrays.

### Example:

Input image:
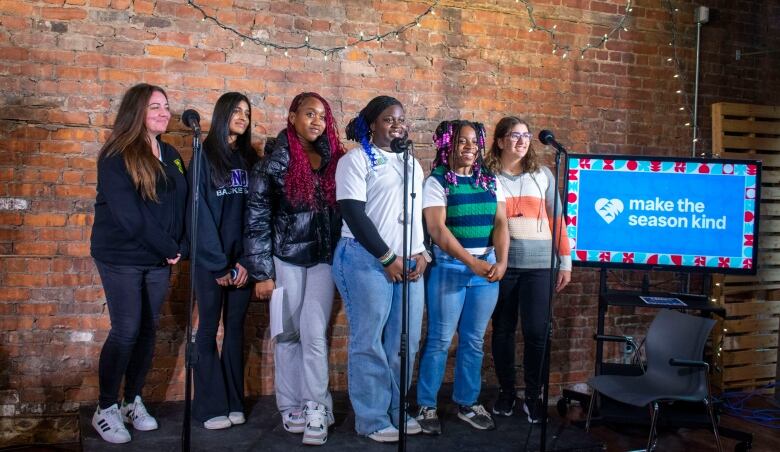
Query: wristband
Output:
[[420, 249, 432, 263], [379, 249, 397, 267]]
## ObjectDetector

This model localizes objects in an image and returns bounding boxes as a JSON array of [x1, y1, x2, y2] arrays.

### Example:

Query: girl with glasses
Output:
[[483, 116, 572, 423]]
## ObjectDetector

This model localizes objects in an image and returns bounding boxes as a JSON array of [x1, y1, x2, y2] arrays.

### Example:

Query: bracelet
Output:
[[379, 249, 397, 266]]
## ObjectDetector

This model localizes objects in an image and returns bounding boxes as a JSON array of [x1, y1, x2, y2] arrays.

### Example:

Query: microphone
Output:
[[181, 109, 201, 132], [538, 129, 567, 154], [390, 131, 413, 154]]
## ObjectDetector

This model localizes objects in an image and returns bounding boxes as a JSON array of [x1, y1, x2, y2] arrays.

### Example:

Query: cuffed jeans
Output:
[[94, 260, 171, 409], [491, 268, 551, 401], [332, 238, 424, 435], [193, 266, 251, 422], [273, 257, 334, 414], [417, 247, 499, 408]]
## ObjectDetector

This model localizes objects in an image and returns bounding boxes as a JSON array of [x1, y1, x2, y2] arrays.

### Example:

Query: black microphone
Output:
[[538, 129, 567, 154], [390, 131, 413, 154], [181, 109, 201, 131]]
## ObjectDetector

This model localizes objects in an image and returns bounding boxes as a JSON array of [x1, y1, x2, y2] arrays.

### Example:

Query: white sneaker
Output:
[[121, 396, 158, 431], [204, 415, 232, 430], [302, 401, 328, 445], [368, 425, 399, 443], [92, 404, 131, 444], [282, 408, 306, 433], [405, 417, 422, 435], [229, 411, 246, 425]]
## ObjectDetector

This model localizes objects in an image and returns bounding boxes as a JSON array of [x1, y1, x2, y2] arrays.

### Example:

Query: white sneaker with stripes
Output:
[[92, 404, 131, 443], [121, 395, 158, 431]]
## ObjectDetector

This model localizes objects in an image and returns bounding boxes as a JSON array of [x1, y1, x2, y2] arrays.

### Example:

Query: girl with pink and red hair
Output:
[[244, 92, 344, 446]]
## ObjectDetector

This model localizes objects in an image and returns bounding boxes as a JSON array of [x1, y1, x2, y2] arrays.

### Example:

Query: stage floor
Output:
[[80, 391, 604, 452]]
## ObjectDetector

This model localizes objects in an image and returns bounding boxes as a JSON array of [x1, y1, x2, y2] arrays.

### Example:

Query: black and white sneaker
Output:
[[121, 395, 158, 431], [415, 406, 441, 435], [523, 398, 544, 424], [492, 391, 516, 417], [92, 404, 131, 443], [457, 404, 495, 430]]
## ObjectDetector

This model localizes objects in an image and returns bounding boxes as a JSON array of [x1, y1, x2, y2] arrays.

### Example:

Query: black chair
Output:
[[585, 309, 722, 452]]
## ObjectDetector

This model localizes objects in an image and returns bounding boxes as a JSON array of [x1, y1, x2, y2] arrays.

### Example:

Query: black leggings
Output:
[[491, 268, 551, 401], [95, 260, 171, 409]]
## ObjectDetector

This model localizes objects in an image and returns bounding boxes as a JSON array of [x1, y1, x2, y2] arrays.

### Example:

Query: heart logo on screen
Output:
[[595, 198, 624, 224]]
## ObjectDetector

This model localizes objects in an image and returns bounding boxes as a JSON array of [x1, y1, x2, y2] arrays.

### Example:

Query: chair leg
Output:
[[585, 390, 597, 432], [704, 397, 723, 452], [646, 401, 659, 452]]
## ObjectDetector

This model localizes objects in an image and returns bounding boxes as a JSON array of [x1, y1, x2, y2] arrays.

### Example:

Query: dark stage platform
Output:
[[80, 392, 604, 452]]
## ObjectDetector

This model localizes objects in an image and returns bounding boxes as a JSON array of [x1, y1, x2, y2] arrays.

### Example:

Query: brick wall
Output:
[[1, 0, 779, 445]]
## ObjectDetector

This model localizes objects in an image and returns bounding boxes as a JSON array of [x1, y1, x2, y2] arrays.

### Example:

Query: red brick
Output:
[[41, 6, 87, 20]]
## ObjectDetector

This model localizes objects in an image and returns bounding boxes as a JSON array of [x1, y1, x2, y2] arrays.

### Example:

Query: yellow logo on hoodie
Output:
[[173, 158, 184, 175]]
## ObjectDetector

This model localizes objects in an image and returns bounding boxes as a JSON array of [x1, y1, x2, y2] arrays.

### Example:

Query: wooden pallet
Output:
[[711, 102, 780, 393]]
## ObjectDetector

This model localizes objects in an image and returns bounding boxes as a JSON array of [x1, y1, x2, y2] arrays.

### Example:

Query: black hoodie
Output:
[[90, 140, 187, 266], [186, 145, 252, 278]]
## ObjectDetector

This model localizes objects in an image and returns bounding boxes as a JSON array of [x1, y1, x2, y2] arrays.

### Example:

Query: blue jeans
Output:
[[332, 238, 424, 435], [417, 247, 499, 408]]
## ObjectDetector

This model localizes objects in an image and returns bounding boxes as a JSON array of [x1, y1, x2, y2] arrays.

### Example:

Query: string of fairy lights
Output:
[[518, 0, 634, 59], [186, 0, 440, 59], [187, 0, 695, 150], [664, 0, 704, 155], [186, 0, 635, 61]]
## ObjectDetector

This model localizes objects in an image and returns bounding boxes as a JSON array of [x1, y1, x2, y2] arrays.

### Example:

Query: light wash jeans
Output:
[[417, 247, 499, 408], [332, 238, 424, 435], [273, 257, 335, 414]]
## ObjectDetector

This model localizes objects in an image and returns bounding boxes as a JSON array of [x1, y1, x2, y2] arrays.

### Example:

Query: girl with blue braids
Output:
[[414, 120, 508, 435], [332, 95, 427, 443]]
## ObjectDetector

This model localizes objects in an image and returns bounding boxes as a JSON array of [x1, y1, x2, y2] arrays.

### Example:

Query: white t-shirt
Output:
[[422, 173, 505, 255], [336, 145, 426, 256]]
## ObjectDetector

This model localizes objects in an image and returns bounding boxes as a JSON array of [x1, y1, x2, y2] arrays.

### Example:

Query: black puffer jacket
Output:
[[244, 131, 341, 281]]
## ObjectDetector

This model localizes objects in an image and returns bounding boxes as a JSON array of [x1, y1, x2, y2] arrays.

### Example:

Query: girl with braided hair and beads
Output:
[[244, 92, 344, 446], [414, 120, 508, 435], [332, 95, 427, 443]]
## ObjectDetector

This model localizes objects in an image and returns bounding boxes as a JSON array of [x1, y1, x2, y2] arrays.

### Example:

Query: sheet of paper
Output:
[[270, 287, 285, 339]]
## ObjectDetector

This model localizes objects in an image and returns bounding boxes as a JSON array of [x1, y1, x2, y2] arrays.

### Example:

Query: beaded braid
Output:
[[432, 120, 496, 196], [284, 92, 345, 210], [345, 95, 403, 169]]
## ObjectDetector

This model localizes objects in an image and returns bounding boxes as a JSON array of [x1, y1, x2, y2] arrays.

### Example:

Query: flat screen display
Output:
[[565, 155, 761, 274]]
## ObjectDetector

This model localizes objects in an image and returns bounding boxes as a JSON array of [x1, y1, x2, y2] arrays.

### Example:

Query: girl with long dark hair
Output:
[[90, 83, 187, 443], [189, 92, 258, 429], [332, 95, 427, 443], [244, 92, 344, 445]]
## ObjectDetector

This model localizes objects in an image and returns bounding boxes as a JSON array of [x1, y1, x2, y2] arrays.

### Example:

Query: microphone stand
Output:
[[529, 141, 569, 452], [392, 136, 415, 452], [182, 125, 201, 452]]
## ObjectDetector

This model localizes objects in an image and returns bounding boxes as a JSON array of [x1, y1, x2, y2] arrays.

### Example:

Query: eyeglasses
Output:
[[506, 132, 532, 141]]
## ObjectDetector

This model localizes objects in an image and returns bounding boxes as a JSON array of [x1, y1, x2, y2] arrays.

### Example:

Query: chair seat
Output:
[[589, 373, 707, 407]]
